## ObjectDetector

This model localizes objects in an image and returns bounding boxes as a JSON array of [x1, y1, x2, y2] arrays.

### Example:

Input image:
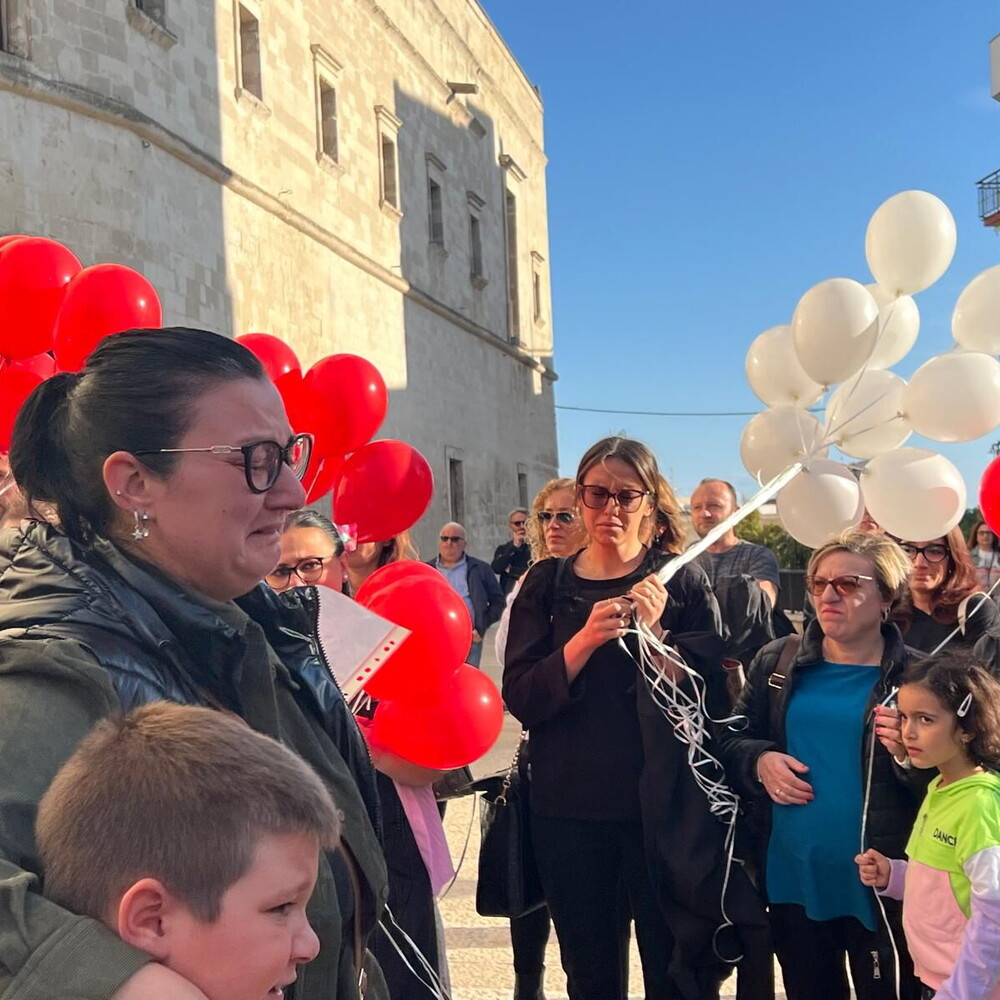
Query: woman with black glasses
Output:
[[503, 437, 728, 1000], [718, 530, 925, 1000], [268, 508, 349, 594], [0, 328, 388, 1000], [890, 527, 1000, 655]]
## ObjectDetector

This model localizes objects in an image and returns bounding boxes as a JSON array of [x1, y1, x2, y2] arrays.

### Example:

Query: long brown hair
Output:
[[968, 520, 999, 553], [574, 437, 682, 554], [894, 525, 981, 626]]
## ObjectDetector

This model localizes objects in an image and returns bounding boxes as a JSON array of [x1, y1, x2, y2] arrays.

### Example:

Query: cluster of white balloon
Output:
[[739, 190, 1000, 546]]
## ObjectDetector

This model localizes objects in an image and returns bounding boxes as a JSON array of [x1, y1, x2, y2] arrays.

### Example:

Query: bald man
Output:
[[429, 521, 504, 667]]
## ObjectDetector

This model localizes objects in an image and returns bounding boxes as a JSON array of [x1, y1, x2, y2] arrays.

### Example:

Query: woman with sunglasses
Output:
[[267, 508, 349, 595], [718, 530, 925, 1000], [0, 329, 388, 1000], [503, 437, 732, 1000], [890, 527, 1000, 655]]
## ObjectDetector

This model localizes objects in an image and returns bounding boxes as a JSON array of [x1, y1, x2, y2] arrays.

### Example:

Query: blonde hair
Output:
[[37, 703, 340, 923], [807, 530, 911, 601], [527, 477, 587, 561]]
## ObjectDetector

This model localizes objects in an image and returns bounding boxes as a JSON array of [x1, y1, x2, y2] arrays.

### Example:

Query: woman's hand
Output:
[[855, 848, 890, 889], [874, 704, 905, 760], [562, 597, 634, 682], [756, 750, 813, 805], [628, 574, 668, 633], [112, 965, 210, 1000]]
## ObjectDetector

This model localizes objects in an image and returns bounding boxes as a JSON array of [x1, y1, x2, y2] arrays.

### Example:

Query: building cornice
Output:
[[0, 58, 556, 382]]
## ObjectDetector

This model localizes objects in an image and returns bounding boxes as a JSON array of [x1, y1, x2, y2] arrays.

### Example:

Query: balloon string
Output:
[[928, 577, 1000, 656], [658, 462, 803, 586], [819, 395, 904, 450]]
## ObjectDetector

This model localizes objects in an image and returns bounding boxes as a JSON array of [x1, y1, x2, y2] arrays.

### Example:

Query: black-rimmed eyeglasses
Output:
[[538, 511, 576, 525], [578, 484, 650, 513], [898, 542, 950, 565], [266, 556, 328, 590], [134, 433, 313, 494]]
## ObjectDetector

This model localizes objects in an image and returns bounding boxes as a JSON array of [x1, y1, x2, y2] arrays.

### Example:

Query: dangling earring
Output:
[[881, 605, 890, 623], [132, 510, 150, 541]]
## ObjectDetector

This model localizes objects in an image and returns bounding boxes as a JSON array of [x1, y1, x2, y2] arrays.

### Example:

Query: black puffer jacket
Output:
[[718, 619, 930, 863], [0, 521, 388, 1000]]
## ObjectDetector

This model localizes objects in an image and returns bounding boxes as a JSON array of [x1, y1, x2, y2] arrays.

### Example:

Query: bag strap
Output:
[[498, 730, 528, 805], [767, 634, 800, 738]]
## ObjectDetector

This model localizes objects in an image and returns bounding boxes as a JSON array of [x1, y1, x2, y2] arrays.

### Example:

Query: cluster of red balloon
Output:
[[355, 562, 504, 768], [0, 235, 162, 449], [237, 333, 504, 769]]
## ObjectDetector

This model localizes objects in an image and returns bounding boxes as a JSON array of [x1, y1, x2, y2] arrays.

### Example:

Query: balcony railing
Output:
[[977, 168, 1000, 226]]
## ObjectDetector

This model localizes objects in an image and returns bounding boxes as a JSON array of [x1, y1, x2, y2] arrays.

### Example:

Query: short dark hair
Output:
[[901, 651, 1000, 769], [11, 328, 265, 543], [283, 508, 344, 557], [36, 702, 340, 923]]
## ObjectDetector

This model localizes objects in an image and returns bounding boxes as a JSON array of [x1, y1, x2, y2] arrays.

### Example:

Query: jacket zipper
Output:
[[871, 950, 881, 980]]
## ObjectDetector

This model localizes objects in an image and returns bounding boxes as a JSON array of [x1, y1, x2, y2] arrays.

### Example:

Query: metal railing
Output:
[[977, 168, 1000, 223]]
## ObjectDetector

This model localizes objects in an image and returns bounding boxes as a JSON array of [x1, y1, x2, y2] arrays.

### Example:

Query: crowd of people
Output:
[[1, 327, 1000, 1000]]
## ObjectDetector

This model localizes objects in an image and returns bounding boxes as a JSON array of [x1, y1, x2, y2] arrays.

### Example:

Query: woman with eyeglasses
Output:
[[503, 437, 733, 1000], [967, 520, 1000, 596], [0, 329, 388, 1000], [267, 508, 349, 595], [718, 530, 926, 1000], [890, 527, 1000, 655]]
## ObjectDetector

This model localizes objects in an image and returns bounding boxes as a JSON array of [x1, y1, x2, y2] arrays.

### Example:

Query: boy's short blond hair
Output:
[[36, 702, 341, 922]]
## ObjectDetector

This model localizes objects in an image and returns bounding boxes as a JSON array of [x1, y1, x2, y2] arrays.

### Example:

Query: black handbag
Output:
[[475, 731, 545, 918]]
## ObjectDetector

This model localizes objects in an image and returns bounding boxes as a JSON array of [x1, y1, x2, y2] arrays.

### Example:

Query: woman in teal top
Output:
[[719, 530, 928, 1000]]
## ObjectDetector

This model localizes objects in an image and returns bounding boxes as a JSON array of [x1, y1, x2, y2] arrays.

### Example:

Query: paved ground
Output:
[[435, 627, 782, 999]]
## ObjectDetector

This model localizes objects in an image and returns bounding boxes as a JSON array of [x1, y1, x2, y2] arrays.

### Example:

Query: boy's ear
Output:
[[115, 878, 174, 961]]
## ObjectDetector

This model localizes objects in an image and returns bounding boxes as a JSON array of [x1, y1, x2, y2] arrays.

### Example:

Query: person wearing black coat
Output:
[[717, 531, 928, 1000]]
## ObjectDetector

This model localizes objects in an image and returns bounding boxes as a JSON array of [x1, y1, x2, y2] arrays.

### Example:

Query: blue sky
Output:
[[482, 2, 1000, 504]]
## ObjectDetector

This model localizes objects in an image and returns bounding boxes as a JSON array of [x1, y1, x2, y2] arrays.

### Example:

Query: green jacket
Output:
[[0, 523, 389, 999]]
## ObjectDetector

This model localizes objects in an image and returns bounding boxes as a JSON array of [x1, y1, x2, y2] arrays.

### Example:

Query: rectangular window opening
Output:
[[517, 472, 528, 509], [381, 135, 398, 208], [449, 458, 465, 525], [319, 79, 338, 160], [238, 5, 263, 101], [533, 269, 543, 322], [136, 0, 166, 24], [428, 178, 444, 246], [505, 190, 520, 340], [469, 214, 483, 278]]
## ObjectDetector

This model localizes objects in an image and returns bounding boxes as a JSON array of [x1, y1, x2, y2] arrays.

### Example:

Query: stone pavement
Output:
[[435, 626, 789, 999]]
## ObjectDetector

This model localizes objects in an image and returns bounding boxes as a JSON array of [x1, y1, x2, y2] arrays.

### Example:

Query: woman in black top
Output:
[[503, 436, 728, 1000]]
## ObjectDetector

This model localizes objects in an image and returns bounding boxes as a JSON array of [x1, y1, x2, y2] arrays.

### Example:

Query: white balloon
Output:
[[740, 405, 827, 484], [864, 284, 920, 369], [902, 351, 1000, 443], [952, 264, 1000, 354], [825, 370, 911, 459], [791, 278, 879, 385], [862, 448, 966, 540], [745, 324, 826, 407], [777, 460, 865, 548], [865, 190, 957, 296]]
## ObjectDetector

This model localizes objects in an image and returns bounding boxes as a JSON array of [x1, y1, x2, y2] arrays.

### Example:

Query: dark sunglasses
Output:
[[510, 519, 527, 527], [899, 542, 950, 564], [538, 511, 576, 525], [134, 434, 312, 494], [805, 574, 874, 597], [440, 535, 465, 543]]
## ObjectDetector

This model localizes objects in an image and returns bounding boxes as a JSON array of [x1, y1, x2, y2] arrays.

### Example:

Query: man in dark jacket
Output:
[[429, 521, 504, 667], [491, 507, 531, 596]]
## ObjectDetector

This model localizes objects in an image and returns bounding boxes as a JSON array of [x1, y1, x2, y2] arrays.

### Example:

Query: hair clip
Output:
[[957, 692, 973, 718]]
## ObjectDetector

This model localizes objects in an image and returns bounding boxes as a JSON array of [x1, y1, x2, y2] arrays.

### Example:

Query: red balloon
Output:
[[333, 440, 433, 543], [0, 367, 44, 451], [236, 333, 302, 382], [0, 238, 81, 359], [353, 560, 444, 607], [305, 454, 344, 504], [366, 665, 504, 769], [53, 264, 162, 372], [980, 457, 1000, 537], [302, 354, 388, 458], [2, 353, 57, 379], [0, 235, 28, 252], [359, 575, 472, 701]]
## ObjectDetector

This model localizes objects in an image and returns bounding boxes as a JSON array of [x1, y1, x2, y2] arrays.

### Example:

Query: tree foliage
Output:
[[735, 509, 812, 570]]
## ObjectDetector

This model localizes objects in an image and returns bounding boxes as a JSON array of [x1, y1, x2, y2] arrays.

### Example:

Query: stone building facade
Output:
[[0, 0, 558, 556]]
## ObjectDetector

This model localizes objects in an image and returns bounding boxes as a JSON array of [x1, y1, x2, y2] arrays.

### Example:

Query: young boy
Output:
[[31, 702, 341, 1000]]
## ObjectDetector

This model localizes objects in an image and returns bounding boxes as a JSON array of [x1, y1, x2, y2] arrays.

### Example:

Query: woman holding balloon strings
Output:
[[889, 527, 1000, 658], [717, 530, 928, 1000], [0, 328, 388, 1000], [503, 436, 736, 1000]]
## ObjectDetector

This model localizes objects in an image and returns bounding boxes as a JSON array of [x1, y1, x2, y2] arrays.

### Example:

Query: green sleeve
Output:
[[0, 638, 150, 997]]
